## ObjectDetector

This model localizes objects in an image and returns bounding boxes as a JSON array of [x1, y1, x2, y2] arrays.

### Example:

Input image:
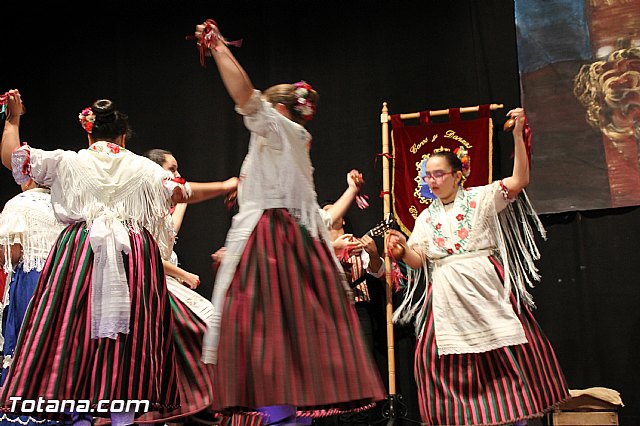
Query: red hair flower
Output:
[[453, 146, 471, 178], [293, 81, 316, 120], [78, 107, 96, 134]]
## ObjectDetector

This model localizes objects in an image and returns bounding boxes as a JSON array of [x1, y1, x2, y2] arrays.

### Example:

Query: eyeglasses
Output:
[[422, 170, 455, 183]]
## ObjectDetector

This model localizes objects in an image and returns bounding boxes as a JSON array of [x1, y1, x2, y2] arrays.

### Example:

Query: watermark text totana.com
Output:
[[8, 397, 150, 413]]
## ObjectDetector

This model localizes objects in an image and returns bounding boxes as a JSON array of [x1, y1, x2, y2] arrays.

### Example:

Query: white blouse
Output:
[[202, 90, 346, 364], [395, 181, 545, 356]]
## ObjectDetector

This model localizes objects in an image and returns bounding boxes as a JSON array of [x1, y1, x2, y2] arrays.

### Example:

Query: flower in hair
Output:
[[78, 107, 96, 134], [293, 81, 316, 120], [453, 146, 471, 178]]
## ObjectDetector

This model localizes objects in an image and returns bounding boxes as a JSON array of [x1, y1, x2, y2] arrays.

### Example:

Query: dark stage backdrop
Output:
[[1, 1, 638, 424]]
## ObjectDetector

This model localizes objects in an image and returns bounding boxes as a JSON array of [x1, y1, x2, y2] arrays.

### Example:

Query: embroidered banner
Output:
[[391, 105, 493, 235]]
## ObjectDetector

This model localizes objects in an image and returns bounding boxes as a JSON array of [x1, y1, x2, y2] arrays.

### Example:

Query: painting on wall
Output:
[[515, 0, 640, 213]]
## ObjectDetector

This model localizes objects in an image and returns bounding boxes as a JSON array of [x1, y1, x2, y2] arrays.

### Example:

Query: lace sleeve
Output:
[[234, 89, 263, 116], [317, 208, 333, 231], [12, 146, 68, 187], [11, 145, 31, 185]]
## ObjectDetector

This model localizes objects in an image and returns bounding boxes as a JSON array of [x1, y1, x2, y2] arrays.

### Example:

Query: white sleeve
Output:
[[407, 209, 430, 248], [235, 89, 279, 140], [359, 245, 385, 278], [12, 145, 68, 187], [317, 208, 333, 231], [366, 258, 385, 278], [487, 180, 512, 214]]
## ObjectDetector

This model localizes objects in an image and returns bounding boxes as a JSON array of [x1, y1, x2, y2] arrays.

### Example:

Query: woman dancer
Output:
[[387, 108, 570, 425], [136, 147, 237, 425], [0, 179, 65, 426], [0, 90, 202, 425], [193, 19, 386, 426]]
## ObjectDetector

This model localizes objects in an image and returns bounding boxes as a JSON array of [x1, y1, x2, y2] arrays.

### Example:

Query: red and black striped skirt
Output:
[[212, 209, 386, 421], [414, 259, 570, 425], [134, 290, 217, 423]]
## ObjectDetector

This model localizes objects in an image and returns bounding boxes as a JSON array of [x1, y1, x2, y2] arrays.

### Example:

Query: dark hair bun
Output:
[[92, 99, 116, 123]]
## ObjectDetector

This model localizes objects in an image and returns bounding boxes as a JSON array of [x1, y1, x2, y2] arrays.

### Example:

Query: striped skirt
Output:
[[414, 259, 570, 425], [212, 209, 386, 423], [134, 289, 217, 423], [0, 222, 180, 419]]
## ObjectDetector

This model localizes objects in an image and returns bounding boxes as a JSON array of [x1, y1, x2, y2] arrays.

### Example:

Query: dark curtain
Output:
[[1, 1, 637, 424]]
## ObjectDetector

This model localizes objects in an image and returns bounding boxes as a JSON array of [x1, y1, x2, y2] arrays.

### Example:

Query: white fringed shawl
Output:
[[12, 142, 176, 339], [0, 188, 65, 275]]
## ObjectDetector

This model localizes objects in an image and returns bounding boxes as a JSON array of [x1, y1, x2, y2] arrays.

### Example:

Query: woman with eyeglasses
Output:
[[387, 108, 569, 426]]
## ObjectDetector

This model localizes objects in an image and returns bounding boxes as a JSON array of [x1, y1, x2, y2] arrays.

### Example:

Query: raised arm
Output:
[[195, 22, 254, 108], [501, 107, 530, 198], [171, 203, 188, 234], [1, 89, 24, 170], [324, 170, 364, 228]]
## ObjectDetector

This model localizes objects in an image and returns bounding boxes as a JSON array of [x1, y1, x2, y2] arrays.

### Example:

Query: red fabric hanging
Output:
[[391, 105, 494, 235]]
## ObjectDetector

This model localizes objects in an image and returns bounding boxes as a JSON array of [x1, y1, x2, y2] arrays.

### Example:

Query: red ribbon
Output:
[[187, 19, 243, 67], [338, 246, 354, 263], [20, 142, 31, 177], [523, 122, 532, 167], [509, 119, 532, 167], [386, 245, 407, 293], [374, 152, 394, 169], [171, 176, 186, 185], [225, 190, 237, 211], [355, 193, 369, 210]]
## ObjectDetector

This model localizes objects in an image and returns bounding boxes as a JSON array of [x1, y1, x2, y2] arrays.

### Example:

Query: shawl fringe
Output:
[[392, 187, 546, 335], [58, 153, 175, 259], [0, 190, 65, 274]]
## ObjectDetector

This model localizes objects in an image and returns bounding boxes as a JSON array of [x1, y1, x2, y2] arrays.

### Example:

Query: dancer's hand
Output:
[[506, 107, 526, 133], [181, 271, 201, 289], [359, 234, 379, 257], [386, 229, 407, 259], [333, 234, 362, 255], [4, 89, 24, 122], [223, 177, 239, 193], [347, 169, 364, 191], [211, 246, 226, 264], [195, 22, 221, 53]]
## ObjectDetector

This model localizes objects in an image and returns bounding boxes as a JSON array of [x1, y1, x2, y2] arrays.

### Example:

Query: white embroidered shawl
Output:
[[393, 181, 546, 355]]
